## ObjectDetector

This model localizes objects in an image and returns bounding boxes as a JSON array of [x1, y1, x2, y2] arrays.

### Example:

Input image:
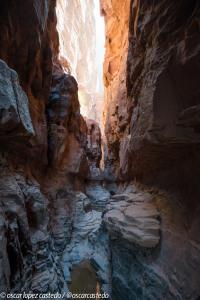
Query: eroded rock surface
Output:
[[62, 192, 111, 295], [0, 0, 200, 299], [85, 118, 103, 180], [0, 0, 93, 294], [0, 158, 65, 293], [0, 0, 57, 173], [86, 183, 110, 212], [102, 0, 200, 187], [0, 60, 34, 140], [123, 0, 200, 185], [104, 189, 160, 248], [105, 184, 200, 300], [47, 62, 89, 177], [101, 2, 200, 297], [101, 0, 131, 181]]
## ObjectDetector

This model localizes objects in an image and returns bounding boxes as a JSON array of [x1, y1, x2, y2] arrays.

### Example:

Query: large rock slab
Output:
[[104, 188, 160, 248], [107, 185, 200, 300]]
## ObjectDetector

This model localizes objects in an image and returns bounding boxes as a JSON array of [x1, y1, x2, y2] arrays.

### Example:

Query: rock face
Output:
[[0, 0, 92, 294], [104, 189, 160, 248], [86, 119, 102, 168], [47, 62, 89, 177], [102, 1, 200, 299], [62, 192, 111, 295], [0, 60, 34, 145], [86, 183, 110, 212], [104, 184, 200, 300], [0, 0, 57, 173], [0, 0, 200, 299], [0, 55, 66, 292], [124, 0, 200, 186], [0, 158, 65, 293], [101, 0, 131, 181], [85, 118, 103, 180], [102, 0, 200, 187], [56, 0, 104, 123]]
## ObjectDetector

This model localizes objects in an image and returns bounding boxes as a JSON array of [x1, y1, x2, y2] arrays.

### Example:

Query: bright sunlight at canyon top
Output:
[[56, 0, 105, 124]]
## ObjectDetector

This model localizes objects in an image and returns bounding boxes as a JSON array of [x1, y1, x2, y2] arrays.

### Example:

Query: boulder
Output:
[[0, 60, 34, 141], [104, 189, 160, 248]]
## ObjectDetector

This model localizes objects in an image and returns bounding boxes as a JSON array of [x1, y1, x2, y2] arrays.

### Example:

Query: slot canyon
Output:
[[0, 0, 200, 299]]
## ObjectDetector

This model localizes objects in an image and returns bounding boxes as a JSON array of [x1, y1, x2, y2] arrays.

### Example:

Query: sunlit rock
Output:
[[56, 0, 105, 124]]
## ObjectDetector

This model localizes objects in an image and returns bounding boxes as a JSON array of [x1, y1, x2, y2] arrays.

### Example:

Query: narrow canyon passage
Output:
[[0, 1, 200, 300]]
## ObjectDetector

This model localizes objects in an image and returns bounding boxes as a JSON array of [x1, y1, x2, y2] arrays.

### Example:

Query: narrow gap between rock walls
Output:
[[55, 0, 110, 296]]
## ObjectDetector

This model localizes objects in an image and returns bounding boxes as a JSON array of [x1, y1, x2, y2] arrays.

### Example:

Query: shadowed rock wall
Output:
[[103, 0, 200, 191], [0, 0, 102, 293], [102, 1, 200, 299], [0, 0, 58, 174]]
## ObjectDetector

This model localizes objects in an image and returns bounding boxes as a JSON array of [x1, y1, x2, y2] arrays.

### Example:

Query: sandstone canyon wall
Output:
[[0, 0, 102, 293], [0, 0, 56, 176], [0, 0, 200, 299], [102, 0, 200, 299], [103, 0, 200, 189], [101, 0, 131, 181]]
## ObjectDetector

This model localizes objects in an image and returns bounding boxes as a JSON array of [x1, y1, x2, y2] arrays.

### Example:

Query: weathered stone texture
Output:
[[103, 0, 200, 187]]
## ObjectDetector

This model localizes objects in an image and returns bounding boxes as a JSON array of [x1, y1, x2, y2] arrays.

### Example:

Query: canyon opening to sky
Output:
[[56, 0, 105, 125]]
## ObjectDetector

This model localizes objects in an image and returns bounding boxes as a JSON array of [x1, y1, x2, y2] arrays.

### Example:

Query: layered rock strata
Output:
[[0, 0, 101, 294], [102, 0, 200, 187], [104, 184, 200, 299], [47, 62, 89, 177], [101, 0, 131, 181], [102, 0, 200, 299], [0, 0, 58, 174], [104, 189, 160, 248], [62, 192, 111, 295], [0, 0, 200, 299], [85, 118, 103, 180], [0, 59, 65, 293], [86, 183, 110, 212], [124, 0, 200, 186]]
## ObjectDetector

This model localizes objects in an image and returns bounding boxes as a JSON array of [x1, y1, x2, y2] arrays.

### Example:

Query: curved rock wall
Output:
[[0, 0, 57, 174], [125, 0, 200, 188], [0, 61, 65, 293], [0, 0, 102, 293], [103, 0, 200, 190], [0, 0, 199, 298], [102, 0, 200, 299]]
